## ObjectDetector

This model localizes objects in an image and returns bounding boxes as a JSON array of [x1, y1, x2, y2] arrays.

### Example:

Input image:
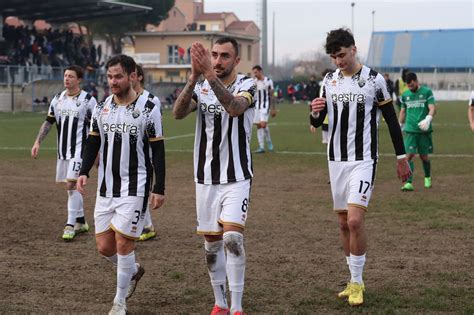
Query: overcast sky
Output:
[[205, 0, 474, 64]]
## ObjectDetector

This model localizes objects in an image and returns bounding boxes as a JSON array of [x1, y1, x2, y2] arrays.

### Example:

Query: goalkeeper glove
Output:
[[418, 115, 433, 131]]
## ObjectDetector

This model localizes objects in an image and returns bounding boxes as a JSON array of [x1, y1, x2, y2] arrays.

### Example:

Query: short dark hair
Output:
[[252, 65, 263, 71], [405, 72, 418, 83], [215, 37, 239, 56], [402, 68, 410, 81], [136, 64, 145, 85], [106, 54, 136, 76], [64, 65, 84, 79], [325, 28, 355, 55], [321, 68, 333, 77]]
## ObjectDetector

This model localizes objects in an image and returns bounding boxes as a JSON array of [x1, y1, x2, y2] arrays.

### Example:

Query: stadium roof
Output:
[[0, 0, 152, 23], [366, 29, 474, 70]]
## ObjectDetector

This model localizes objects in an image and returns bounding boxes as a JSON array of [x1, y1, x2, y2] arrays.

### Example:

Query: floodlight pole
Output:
[[372, 10, 376, 33], [351, 2, 355, 33], [262, 0, 268, 70], [272, 11, 275, 68]]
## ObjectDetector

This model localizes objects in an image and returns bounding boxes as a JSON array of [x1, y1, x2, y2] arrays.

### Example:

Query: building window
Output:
[[247, 45, 252, 61], [211, 24, 219, 31], [166, 70, 180, 77], [199, 24, 206, 31], [168, 45, 179, 64]]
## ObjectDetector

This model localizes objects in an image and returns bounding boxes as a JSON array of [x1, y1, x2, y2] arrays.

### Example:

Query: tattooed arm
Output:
[[31, 120, 53, 159], [172, 77, 198, 120], [190, 42, 250, 117], [207, 76, 250, 117]]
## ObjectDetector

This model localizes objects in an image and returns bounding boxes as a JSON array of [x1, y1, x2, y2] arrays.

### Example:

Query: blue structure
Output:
[[366, 29, 474, 72]]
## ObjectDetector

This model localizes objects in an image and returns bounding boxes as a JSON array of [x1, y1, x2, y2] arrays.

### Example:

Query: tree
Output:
[[85, 0, 174, 54]]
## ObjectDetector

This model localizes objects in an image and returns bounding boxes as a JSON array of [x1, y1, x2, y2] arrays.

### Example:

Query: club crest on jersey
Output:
[[331, 79, 337, 86], [201, 88, 209, 95], [132, 110, 140, 119], [76, 100, 82, 107], [358, 78, 366, 87]]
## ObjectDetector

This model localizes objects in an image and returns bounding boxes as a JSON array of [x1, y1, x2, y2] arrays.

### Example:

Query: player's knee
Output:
[[339, 221, 350, 232], [223, 231, 244, 257], [65, 181, 76, 190], [115, 236, 134, 255], [347, 217, 363, 232], [419, 154, 429, 161], [97, 243, 115, 257], [204, 240, 223, 271]]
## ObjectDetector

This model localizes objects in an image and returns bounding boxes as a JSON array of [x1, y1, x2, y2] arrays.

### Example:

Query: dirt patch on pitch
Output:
[[0, 154, 472, 313]]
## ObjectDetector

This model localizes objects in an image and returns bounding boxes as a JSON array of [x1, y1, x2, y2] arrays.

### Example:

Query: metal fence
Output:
[[0, 65, 104, 85]]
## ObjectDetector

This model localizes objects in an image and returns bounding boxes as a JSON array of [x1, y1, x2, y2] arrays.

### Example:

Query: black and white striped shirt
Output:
[[323, 65, 391, 161], [254, 76, 273, 111], [192, 74, 256, 184], [47, 90, 97, 160], [90, 93, 163, 197]]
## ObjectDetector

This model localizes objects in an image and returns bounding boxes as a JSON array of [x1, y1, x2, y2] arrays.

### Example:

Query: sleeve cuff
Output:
[[152, 185, 164, 195]]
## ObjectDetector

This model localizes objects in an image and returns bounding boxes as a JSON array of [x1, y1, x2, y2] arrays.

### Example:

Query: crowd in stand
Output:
[[286, 80, 318, 104], [1, 24, 103, 78]]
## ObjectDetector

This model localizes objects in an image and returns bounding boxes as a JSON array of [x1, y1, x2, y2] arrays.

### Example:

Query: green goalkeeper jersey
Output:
[[401, 86, 435, 133]]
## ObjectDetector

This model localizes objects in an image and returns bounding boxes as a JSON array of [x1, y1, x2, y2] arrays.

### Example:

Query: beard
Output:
[[215, 66, 233, 79], [113, 84, 131, 98]]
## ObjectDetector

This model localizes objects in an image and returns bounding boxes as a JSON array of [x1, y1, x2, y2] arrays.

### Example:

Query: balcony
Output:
[[130, 53, 161, 66]]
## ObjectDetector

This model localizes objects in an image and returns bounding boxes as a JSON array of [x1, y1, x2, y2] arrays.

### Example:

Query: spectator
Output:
[[306, 75, 320, 104], [287, 84, 296, 103], [384, 73, 394, 99], [178, 46, 185, 64]]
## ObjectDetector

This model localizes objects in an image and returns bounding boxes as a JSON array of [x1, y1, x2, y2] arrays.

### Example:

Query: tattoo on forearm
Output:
[[174, 80, 197, 118], [36, 122, 52, 144], [208, 78, 248, 116]]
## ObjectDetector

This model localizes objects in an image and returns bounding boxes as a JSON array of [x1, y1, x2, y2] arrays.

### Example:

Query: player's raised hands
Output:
[[190, 42, 213, 78], [189, 43, 203, 80]]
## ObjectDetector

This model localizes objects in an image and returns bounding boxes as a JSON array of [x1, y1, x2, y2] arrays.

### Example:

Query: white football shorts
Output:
[[196, 179, 251, 235], [94, 195, 147, 240], [328, 159, 377, 212], [56, 158, 82, 182], [322, 130, 329, 144], [253, 108, 269, 123]]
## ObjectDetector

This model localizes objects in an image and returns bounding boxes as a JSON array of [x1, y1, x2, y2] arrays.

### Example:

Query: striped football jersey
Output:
[[90, 93, 163, 197], [47, 90, 97, 160], [254, 76, 274, 111], [322, 65, 391, 161], [191, 74, 256, 184]]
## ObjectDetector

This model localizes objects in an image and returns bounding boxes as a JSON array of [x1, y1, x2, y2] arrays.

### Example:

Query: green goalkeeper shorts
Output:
[[403, 132, 433, 155]]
